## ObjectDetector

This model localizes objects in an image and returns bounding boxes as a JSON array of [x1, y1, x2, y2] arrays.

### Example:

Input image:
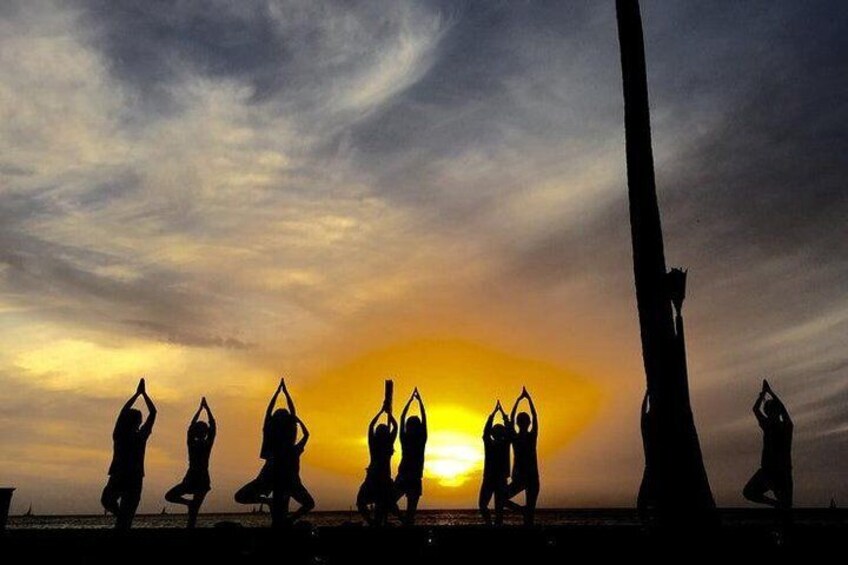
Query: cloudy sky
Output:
[[0, 0, 845, 514]]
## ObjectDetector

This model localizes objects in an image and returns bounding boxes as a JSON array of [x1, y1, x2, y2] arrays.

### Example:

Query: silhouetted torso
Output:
[[273, 442, 304, 484], [186, 436, 213, 487], [511, 431, 539, 484], [109, 414, 151, 480], [368, 440, 394, 478], [484, 436, 510, 480], [762, 419, 792, 474], [260, 418, 277, 461], [398, 435, 425, 480]]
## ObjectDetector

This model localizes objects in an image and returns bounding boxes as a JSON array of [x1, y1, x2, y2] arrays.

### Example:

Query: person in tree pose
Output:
[[744, 379, 793, 513], [394, 388, 428, 525], [165, 397, 216, 528], [505, 387, 540, 526], [235, 378, 314, 527], [479, 401, 511, 526], [357, 395, 398, 526], [102, 378, 157, 529]]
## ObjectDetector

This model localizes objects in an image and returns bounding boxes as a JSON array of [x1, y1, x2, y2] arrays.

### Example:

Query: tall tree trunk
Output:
[[615, 0, 716, 517]]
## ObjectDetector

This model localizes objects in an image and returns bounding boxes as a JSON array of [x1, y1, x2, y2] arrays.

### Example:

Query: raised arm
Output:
[[114, 385, 142, 437], [400, 393, 414, 438], [281, 378, 296, 419], [368, 408, 384, 442], [510, 392, 521, 426], [753, 388, 767, 427], [417, 390, 427, 441], [265, 379, 283, 422], [203, 397, 217, 443], [139, 379, 157, 434], [526, 390, 538, 435], [190, 400, 203, 427], [765, 382, 793, 429], [296, 417, 310, 450], [483, 404, 497, 440], [388, 413, 399, 441], [121, 387, 142, 413]]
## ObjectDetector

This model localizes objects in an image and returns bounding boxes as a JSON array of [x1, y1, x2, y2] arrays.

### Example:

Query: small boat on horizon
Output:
[[23, 503, 33, 517]]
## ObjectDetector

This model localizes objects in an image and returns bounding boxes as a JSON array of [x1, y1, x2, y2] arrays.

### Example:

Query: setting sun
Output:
[[423, 409, 485, 487], [294, 338, 603, 505]]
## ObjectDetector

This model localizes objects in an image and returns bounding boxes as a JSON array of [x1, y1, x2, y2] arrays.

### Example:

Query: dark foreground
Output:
[[3, 511, 846, 564]]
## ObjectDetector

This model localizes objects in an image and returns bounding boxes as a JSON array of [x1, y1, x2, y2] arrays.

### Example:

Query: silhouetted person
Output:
[[505, 388, 539, 525], [479, 401, 510, 526], [101, 378, 157, 529], [165, 397, 216, 528], [357, 397, 397, 526], [637, 390, 658, 517], [744, 379, 793, 512], [394, 388, 427, 525], [235, 378, 314, 527]]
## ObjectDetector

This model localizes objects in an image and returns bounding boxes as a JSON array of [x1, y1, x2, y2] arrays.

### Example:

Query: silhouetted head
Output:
[[272, 408, 291, 424], [116, 408, 143, 438], [405, 416, 423, 439], [516, 412, 531, 432], [764, 399, 779, 420], [492, 423, 507, 442], [375, 423, 391, 444], [189, 420, 210, 441]]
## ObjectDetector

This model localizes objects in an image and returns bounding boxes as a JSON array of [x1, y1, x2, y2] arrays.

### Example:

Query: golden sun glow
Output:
[[424, 430, 483, 487], [295, 338, 604, 504], [423, 407, 485, 487]]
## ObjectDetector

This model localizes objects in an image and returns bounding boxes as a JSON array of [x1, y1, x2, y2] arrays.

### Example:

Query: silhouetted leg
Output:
[[187, 491, 207, 529], [270, 493, 290, 528], [165, 482, 192, 506], [743, 468, 778, 507], [478, 481, 494, 525], [101, 478, 121, 516], [524, 481, 539, 526], [357, 481, 375, 526], [116, 481, 142, 530], [391, 485, 406, 521], [287, 481, 315, 523], [494, 481, 507, 526], [234, 467, 273, 506], [405, 493, 420, 526], [503, 480, 526, 513], [774, 473, 794, 528]]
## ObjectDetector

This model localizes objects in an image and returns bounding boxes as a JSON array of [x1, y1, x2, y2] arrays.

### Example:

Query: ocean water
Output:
[[6, 509, 637, 529], [7, 509, 844, 530]]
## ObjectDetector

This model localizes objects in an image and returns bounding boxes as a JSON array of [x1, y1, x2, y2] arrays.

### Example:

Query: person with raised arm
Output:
[[235, 378, 313, 527], [744, 379, 794, 512], [101, 378, 157, 529], [165, 397, 216, 528], [357, 392, 398, 526], [505, 387, 540, 526], [394, 388, 428, 525], [479, 401, 511, 526]]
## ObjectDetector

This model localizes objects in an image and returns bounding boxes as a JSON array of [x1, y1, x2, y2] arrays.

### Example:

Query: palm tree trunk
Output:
[[615, 0, 716, 518]]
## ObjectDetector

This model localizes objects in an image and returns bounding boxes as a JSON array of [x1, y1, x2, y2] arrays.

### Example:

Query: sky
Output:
[[0, 0, 846, 514]]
